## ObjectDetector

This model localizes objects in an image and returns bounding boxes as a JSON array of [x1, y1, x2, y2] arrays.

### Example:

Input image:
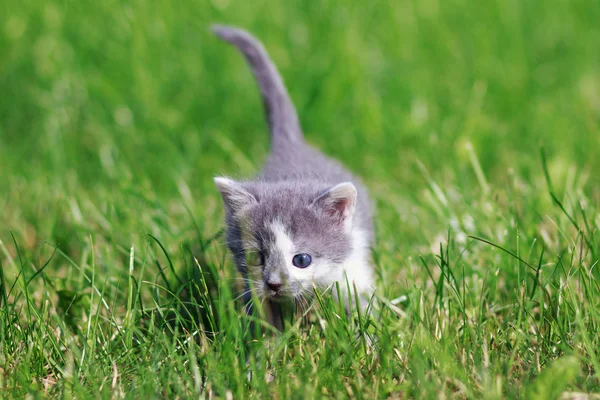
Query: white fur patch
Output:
[[269, 221, 373, 296], [269, 221, 295, 281], [341, 229, 373, 294], [270, 221, 294, 255], [270, 221, 322, 287]]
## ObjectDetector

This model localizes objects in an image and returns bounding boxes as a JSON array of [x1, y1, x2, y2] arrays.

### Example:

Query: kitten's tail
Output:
[[211, 24, 303, 146]]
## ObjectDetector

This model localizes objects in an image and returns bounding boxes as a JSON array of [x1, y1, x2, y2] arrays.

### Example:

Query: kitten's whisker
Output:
[[233, 289, 254, 302], [297, 295, 307, 314], [299, 291, 314, 316]]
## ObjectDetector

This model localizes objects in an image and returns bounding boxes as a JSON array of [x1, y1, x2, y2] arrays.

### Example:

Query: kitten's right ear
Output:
[[214, 177, 257, 213], [311, 182, 357, 231]]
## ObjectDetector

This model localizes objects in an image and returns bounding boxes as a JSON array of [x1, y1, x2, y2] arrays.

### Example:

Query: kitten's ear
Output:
[[312, 182, 357, 229], [214, 177, 257, 213]]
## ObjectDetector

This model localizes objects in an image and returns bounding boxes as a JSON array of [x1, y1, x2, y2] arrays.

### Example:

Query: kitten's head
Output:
[[214, 177, 357, 301]]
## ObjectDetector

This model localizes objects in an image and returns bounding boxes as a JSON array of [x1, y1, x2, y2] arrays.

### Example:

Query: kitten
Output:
[[212, 25, 375, 330]]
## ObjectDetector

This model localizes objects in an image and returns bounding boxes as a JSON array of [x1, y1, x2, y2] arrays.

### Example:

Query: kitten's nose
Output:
[[266, 281, 282, 291]]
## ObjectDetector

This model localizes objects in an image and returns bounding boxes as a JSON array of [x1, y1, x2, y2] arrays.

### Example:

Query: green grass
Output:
[[2, 0, 600, 398]]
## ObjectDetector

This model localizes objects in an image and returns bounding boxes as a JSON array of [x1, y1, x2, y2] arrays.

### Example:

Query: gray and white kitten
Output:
[[212, 25, 374, 329]]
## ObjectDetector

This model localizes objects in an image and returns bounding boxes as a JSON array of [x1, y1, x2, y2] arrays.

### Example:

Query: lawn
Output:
[[1, 0, 600, 398]]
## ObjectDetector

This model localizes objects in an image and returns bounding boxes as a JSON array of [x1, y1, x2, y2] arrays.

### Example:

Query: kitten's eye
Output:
[[292, 253, 312, 268], [246, 250, 264, 266]]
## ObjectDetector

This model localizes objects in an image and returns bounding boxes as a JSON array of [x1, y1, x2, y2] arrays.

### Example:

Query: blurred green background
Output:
[[1, 0, 600, 396], [2, 0, 599, 220]]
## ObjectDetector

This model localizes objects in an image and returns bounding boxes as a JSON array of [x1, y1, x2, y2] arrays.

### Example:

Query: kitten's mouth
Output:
[[267, 290, 288, 302], [269, 291, 282, 299]]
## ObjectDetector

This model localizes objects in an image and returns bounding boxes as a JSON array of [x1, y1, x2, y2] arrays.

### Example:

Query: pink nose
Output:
[[267, 281, 282, 291]]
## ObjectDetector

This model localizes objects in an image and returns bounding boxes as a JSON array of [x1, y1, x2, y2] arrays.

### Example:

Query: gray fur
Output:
[[211, 25, 302, 148], [212, 25, 374, 327]]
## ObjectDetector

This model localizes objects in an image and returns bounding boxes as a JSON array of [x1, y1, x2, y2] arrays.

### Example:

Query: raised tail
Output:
[[212, 24, 303, 146]]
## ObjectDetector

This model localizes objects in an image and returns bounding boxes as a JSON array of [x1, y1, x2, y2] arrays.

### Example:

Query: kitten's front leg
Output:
[[242, 285, 283, 332], [265, 300, 283, 331], [242, 280, 258, 335]]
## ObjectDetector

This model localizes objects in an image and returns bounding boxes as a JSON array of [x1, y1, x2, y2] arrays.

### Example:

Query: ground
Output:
[[1, 0, 600, 398]]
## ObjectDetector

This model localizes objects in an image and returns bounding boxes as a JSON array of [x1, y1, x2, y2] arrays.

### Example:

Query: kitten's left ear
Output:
[[311, 182, 357, 230], [214, 177, 257, 214]]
